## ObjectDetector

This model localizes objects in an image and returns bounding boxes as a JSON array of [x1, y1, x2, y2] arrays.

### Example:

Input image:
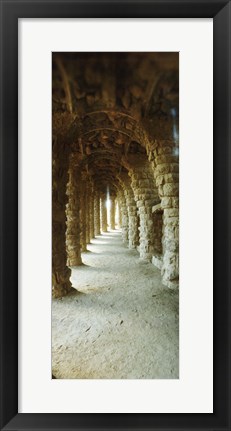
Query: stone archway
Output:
[[52, 52, 179, 297]]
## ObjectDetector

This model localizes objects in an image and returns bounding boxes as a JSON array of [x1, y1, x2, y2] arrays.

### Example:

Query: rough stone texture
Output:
[[52, 53, 179, 294], [117, 190, 129, 243], [110, 196, 116, 230], [152, 208, 163, 257], [123, 183, 139, 250], [94, 191, 101, 236], [85, 180, 91, 245], [89, 182, 95, 241], [52, 141, 72, 298], [100, 193, 107, 232], [152, 255, 163, 270], [80, 172, 88, 252], [129, 163, 159, 260], [152, 140, 179, 288], [66, 162, 82, 267]]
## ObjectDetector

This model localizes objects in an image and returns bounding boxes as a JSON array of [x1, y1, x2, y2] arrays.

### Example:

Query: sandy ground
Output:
[[52, 230, 179, 379]]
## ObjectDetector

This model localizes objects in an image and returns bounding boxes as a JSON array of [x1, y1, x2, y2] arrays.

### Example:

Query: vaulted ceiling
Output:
[[52, 52, 179, 193]]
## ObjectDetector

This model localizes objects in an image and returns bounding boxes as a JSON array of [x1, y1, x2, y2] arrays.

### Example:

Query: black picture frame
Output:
[[0, 0, 230, 430]]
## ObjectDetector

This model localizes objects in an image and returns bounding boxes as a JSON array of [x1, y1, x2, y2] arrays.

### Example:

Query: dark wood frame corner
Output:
[[1, 1, 230, 430]]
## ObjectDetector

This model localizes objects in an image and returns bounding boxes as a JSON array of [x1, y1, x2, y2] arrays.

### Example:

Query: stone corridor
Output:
[[52, 52, 179, 378], [52, 230, 179, 379]]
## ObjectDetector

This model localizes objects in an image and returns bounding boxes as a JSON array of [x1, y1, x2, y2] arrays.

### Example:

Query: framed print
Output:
[[1, 1, 230, 430]]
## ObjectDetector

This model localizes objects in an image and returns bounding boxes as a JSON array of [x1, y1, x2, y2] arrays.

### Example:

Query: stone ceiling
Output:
[[52, 52, 179, 193]]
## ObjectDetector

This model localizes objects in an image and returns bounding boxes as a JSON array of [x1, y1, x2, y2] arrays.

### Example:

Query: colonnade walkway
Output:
[[52, 230, 179, 379]]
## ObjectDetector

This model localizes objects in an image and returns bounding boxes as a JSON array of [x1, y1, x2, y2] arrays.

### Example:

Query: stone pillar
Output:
[[100, 193, 107, 232], [89, 182, 95, 241], [66, 163, 82, 267], [117, 189, 128, 243], [52, 141, 72, 298], [80, 183, 87, 252], [85, 179, 91, 244], [152, 206, 164, 270], [123, 184, 139, 249], [110, 196, 116, 230], [129, 163, 159, 261], [80, 173, 87, 252], [153, 140, 179, 288], [94, 191, 101, 236]]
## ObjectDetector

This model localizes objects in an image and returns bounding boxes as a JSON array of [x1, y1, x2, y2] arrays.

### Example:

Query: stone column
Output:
[[110, 196, 116, 230], [94, 191, 101, 236], [89, 182, 95, 241], [152, 206, 164, 270], [123, 184, 139, 249], [80, 173, 87, 252], [117, 189, 128, 243], [85, 179, 91, 244], [153, 140, 179, 288], [100, 193, 107, 232], [129, 163, 159, 260], [66, 163, 82, 267], [52, 141, 72, 298]]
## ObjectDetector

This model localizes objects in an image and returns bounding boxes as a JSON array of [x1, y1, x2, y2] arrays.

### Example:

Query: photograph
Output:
[[52, 52, 179, 379], [1, 0, 230, 428]]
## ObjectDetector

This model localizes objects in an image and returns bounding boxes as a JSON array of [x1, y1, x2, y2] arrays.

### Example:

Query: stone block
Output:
[[162, 239, 179, 252], [164, 208, 179, 217], [163, 173, 179, 184], [161, 197, 172, 208], [163, 183, 179, 197], [163, 216, 179, 226], [154, 163, 171, 177], [158, 185, 164, 197], [163, 225, 175, 239], [156, 175, 165, 186]]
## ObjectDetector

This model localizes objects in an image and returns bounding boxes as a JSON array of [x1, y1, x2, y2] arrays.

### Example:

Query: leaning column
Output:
[[52, 140, 72, 298], [66, 159, 82, 267]]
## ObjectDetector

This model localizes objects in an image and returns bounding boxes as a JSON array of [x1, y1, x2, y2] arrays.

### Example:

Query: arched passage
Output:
[[52, 52, 179, 378], [52, 52, 179, 293]]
